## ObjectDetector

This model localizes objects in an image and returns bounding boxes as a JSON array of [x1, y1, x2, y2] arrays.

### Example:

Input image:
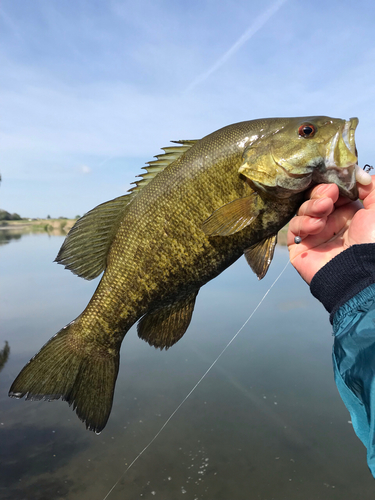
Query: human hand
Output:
[[287, 177, 375, 285]]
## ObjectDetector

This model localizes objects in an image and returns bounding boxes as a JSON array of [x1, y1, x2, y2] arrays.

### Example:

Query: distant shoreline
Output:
[[0, 218, 289, 244], [0, 218, 77, 235]]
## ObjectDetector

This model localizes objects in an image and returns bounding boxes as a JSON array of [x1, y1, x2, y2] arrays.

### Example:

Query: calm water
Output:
[[0, 232, 374, 499]]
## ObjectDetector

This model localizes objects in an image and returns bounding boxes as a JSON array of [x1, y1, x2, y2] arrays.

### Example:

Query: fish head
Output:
[[239, 116, 359, 200]]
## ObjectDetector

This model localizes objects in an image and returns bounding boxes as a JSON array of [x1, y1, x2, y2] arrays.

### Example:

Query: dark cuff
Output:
[[310, 244, 375, 323]]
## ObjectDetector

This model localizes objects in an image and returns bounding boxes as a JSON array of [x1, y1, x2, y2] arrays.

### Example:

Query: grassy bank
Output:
[[0, 218, 78, 236]]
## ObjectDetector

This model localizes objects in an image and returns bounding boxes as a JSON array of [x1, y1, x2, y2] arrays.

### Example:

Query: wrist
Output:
[[310, 243, 375, 322]]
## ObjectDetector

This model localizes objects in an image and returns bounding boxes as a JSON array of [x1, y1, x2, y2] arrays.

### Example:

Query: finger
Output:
[[288, 201, 358, 248], [359, 176, 375, 209], [335, 196, 363, 210], [288, 196, 334, 243], [334, 178, 375, 208], [334, 196, 354, 207], [307, 183, 340, 203], [288, 215, 327, 244], [297, 197, 334, 218]]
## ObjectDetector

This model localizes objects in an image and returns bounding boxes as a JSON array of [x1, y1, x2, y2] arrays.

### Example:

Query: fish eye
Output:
[[298, 124, 316, 138]]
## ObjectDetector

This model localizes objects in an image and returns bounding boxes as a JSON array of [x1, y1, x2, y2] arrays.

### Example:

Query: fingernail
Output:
[[314, 198, 326, 208], [311, 217, 323, 224], [315, 184, 330, 195]]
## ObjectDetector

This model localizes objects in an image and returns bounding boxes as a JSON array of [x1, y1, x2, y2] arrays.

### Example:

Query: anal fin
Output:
[[137, 291, 199, 349], [244, 234, 277, 280]]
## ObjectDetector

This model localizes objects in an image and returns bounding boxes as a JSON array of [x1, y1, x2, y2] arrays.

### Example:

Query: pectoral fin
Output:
[[137, 291, 199, 349], [244, 234, 277, 279], [201, 193, 261, 237]]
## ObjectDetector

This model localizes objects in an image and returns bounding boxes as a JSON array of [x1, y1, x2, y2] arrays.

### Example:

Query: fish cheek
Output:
[[239, 146, 279, 189], [239, 142, 313, 195]]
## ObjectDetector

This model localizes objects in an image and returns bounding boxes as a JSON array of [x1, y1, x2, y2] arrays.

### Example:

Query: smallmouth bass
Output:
[[10, 116, 360, 432]]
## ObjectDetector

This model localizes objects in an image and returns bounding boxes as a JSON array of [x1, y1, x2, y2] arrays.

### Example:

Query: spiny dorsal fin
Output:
[[128, 140, 198, 195], [137, 290, 199, 350], [55, 194, 135, 280], [201, 193, 261, 237], [244, 234, 277, 280], [56, 140, 198, 280]]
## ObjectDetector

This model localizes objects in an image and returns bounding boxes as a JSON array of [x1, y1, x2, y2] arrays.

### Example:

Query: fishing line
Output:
[[102, 258, 291, 500], [294, 200, 307, 245]]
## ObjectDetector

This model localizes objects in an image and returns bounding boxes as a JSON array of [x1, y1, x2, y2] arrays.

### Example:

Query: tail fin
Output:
[[9, 322, 119, 433]]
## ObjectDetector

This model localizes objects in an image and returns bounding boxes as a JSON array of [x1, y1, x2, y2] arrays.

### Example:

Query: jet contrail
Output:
[[186, 0, 288, 92]]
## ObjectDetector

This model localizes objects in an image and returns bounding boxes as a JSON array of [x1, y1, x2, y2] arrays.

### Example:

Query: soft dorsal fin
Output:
[[201, 193, 261, 237], [137, 290, 199, 350], [56, 140, 198, 280], [128, 140, 198, 195], [243, 234, 277, 280], [55, 194, 135, 280]]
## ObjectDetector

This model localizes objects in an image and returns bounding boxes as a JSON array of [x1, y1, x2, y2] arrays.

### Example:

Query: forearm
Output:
[[310, 243, 375, 476]]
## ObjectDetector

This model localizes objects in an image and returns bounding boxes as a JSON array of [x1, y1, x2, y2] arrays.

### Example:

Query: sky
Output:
[[1, 0, 375, 218]]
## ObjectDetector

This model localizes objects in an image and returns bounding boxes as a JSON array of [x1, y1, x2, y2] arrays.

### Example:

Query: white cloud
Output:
[[80, 165, 91, 174]]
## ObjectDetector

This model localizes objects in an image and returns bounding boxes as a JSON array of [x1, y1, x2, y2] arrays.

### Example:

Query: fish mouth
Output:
[[342, 117, 358, 155], [315, 118, 359, 200]]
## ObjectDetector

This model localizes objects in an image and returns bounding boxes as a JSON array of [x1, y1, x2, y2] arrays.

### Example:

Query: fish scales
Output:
[[86, 126, 253, 334], [9, 117, 360, 431]]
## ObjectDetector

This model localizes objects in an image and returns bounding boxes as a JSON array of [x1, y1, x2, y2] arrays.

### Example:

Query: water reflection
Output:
[[0, 220, 74, 246], [0, 231, 22, 246], [0, 424, 89, 492], [0, 342, 10, 373], [1, 231, 375, 500]]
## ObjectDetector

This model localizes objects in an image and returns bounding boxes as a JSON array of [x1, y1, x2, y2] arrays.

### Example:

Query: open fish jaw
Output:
[[342, 118, 358, 155], [318, 118, 359, 199]]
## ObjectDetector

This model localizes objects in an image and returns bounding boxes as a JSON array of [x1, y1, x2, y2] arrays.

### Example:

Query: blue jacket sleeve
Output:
[[310, 244, 375, 477]]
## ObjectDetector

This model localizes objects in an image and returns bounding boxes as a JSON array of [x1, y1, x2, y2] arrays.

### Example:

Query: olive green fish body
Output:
[[10, 117, 360, 432], [85, 126, 282, 333]]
